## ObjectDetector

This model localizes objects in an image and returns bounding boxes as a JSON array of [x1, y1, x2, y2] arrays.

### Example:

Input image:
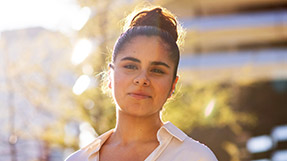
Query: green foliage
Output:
[[162, 80, 255, 134], [77, 87, 116, 134]]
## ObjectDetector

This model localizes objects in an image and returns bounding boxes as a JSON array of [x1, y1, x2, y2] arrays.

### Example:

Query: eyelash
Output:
[[123, 64, 137, 70], [151, 68, 165, 74], [123, 64, 165, 74]]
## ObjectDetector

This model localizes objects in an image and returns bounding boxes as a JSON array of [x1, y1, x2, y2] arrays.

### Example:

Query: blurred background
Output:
[[0, 0, 286, 160]]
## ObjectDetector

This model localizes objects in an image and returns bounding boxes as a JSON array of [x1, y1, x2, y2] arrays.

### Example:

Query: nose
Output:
[[133, 71, 150, 86]]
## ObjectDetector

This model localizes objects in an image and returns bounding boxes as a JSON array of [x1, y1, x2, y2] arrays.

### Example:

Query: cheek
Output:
[[155, 80, 173, 98], [112, 72, 127, 93]]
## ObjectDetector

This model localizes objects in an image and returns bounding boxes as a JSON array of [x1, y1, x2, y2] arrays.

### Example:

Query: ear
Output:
[[168, 76, 179, 98]]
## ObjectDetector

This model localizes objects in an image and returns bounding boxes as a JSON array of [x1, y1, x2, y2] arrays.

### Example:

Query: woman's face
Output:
[[110, 36, 178, 117]]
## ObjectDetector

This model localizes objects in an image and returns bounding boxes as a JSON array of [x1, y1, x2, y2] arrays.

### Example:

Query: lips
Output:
[[128, 92, 152, 99]]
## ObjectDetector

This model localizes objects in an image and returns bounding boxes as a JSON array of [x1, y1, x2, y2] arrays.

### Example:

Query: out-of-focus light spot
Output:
[[71, 7, 91, 31], [71, 39, 92, 65], [251, 159, 270, 161], [79, 122, 97, 148], [72, 75, 90, 95], [272, 150, 287, 161], [247, 135, 273, 153], [204, 99, 215, 117], [82, 64, 94, 75], [272, 125, 287, 142], [84, 99, 95, 110], [9, 135, 18, 144]]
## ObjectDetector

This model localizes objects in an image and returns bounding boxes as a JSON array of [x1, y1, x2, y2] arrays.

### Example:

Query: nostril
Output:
[[133, 72, 150, 86], [134, 80, 139, 84], [143, 79, 150, 86]]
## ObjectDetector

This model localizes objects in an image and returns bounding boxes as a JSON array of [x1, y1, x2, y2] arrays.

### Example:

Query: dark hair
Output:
[[112, 7, 181, 80]]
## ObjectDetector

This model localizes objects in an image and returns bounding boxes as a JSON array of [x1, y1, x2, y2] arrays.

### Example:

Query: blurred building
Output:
[[161, 0, 287, 82]]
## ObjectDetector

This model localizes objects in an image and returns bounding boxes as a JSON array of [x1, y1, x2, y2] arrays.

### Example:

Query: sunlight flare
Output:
[[71, 39, 92, 65], [204, 99, 216, 117], [72, 75, 91, 95]]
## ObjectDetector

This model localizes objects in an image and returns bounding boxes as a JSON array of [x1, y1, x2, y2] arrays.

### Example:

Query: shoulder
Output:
[[160, 136, 218, 161], [181, 137, 218, 160], [162, 122, 218, 160]]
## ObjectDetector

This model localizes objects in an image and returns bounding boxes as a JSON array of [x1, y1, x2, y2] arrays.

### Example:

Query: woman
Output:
[[66, 6, 218, 161]]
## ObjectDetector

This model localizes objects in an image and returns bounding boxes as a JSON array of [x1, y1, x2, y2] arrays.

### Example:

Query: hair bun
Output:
[[129, 7, 178, 42]]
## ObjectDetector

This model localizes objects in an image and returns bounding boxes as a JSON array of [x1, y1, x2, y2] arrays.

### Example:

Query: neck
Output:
[[111, 110, 163, 145]]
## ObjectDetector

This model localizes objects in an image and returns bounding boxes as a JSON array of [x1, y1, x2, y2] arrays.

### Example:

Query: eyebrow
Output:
[[151, 61, 170, 68], [121, 56, 170, 68], [121, 57, 140, 63]]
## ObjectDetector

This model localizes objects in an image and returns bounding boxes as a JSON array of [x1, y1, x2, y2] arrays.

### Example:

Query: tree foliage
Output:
[[163, 80, 255, 134]]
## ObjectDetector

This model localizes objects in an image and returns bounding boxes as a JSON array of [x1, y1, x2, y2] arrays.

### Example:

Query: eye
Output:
[[151, 68, 165, 74], [123, 64, 138, 70]]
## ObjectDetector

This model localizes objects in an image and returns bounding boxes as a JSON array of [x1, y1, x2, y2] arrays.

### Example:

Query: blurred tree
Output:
[[163, 81, 255, 134]]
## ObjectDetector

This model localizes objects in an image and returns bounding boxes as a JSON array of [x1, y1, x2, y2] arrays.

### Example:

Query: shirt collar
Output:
[[82, 121, 187, 157], [82, 129, 114, 156], [158, 121, 188, 142]]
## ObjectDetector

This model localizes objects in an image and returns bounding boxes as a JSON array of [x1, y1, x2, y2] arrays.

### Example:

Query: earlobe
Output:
[[108, 81, 112, 89], [172, 76, 179, 91]]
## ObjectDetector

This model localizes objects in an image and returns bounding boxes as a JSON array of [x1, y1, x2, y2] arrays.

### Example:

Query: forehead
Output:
[[116, 36, 173, 64]]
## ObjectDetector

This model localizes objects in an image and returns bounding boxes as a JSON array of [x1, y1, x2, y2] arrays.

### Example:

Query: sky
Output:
[[0, 0, 90, 34]]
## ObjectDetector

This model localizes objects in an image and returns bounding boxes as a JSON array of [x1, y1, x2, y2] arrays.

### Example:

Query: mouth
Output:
[[128, 93, 152, 99]]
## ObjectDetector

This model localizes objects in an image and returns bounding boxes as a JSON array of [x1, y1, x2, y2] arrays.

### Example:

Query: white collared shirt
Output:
[[65, 122, 218, 161]]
